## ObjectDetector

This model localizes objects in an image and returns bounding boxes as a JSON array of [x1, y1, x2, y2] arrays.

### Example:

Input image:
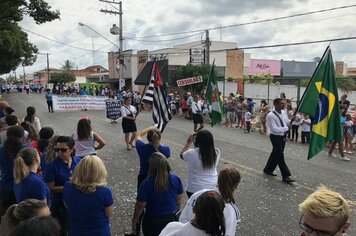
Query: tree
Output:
[[173, 64, 211, 94], [49, 72, 76, 84], [61, 60, 75, 71], [0, 0, 60, 75]]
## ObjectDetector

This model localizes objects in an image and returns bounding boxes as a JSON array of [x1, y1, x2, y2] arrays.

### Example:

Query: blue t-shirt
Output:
[[0, 145, 27, 190], [44, 156, 80, 205], [135, 140, 170, 176], [45, 93, 53, 102], [137, 173, 183, 217], [14, 172, 50, 204], [80, 89, 89, 95], [63, 182, 113, 236]]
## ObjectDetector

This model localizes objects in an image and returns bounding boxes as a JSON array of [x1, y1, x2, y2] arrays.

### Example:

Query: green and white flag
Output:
[[206, 63, 223, 126]]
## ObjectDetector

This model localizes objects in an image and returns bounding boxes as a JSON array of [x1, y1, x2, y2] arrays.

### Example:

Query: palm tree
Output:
[[61, 60, 75, 71]]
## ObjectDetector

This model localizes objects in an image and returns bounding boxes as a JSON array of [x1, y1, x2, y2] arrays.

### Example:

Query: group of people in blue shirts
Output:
[[0, 104, 113, 236]]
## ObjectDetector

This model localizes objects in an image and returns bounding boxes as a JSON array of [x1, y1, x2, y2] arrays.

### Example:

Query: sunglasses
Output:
[[54, 148, 70, 153]]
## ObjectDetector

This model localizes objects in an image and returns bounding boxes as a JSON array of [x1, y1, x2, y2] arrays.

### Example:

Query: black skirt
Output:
[[122, 117, 137, 133], [193, 114, 203, 124]]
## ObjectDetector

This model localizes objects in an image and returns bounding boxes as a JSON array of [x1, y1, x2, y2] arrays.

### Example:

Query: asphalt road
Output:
[[4, 92, 356, 236]]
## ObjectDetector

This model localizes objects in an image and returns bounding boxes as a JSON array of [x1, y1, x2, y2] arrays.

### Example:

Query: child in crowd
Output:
[[344, 114, 353, 154], [352, 109, 356, 143], [244, 107, 252, 133], [291, 109, 301, 142], [300, 115, 311, 144], [236, 101, 244, 128]]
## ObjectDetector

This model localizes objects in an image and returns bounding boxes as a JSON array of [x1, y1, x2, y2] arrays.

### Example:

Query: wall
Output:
[[244, 83, 355, 107]]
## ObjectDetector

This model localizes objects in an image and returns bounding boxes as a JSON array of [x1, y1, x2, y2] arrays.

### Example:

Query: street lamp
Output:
[[78, 22, 119, 50], [79, 23, 95, 65]]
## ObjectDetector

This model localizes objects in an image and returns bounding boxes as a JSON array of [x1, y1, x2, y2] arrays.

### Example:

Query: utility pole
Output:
[[100, 0, 124, 81], [46, 53, 50, 83], [205, 29, 210, 65]]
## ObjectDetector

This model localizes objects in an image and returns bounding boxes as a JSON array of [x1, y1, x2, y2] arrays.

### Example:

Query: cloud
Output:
[[7, 0, 356, 78]]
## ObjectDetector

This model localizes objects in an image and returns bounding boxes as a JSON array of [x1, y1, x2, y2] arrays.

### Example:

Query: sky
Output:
[[8, 0, 356, 77]]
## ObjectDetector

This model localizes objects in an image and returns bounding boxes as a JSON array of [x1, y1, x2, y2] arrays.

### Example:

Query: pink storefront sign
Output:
[[245, 59, 281, 76]]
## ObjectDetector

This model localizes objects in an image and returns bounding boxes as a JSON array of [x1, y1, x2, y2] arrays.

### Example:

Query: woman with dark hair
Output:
[[13, 148, 49, 204], [0, 126, 26, 218], [259, 100, 269, 134], [72, 117, 106, 158], [21, 121, 38, 143], [179, 167, 241, 236], [36, 127, 55, 154], [160, 191, 226, 236], [180, 130, 220, 198], [1, 199, 50, 236], [126, 152, 183, 236], [44, 136, 81, 236], [121, 96, 137, 150], [22, 106, 41, 134], [9, 216, 60, 236]]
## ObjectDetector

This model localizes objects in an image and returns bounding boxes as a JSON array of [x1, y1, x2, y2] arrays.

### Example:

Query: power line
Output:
[[126, 32, 204, 42], [21, 27, 109, 53], [143, 36, 356, 56], [132, 4, 356, 39]]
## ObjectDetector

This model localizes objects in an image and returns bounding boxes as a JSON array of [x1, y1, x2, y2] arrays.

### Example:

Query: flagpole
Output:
[[204, 59, 215, 97], [296, 46, 330, 113]]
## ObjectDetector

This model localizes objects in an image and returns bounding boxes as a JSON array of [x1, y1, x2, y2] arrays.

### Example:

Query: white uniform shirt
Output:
[[266, 109, 290, 136], [121, 105, 137, 117], [182, 148, 220, 193], [179, 188, 241, 236], [160, 222, 210, 236], [191, 101, 202, 114]]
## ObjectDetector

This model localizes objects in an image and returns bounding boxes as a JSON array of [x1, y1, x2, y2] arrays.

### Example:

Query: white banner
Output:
[[176, 76, 203, 87], [53, 95, 108, 111]]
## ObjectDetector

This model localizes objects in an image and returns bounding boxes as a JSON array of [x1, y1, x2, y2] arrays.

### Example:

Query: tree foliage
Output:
[[49, 72, 76, 84], [61, 60, 75, 71], [0, 0, 60, 75], [173, 64, 211, 94]]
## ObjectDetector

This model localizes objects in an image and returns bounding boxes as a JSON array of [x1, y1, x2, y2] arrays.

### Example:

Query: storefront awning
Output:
[[134, 60, 168, 85]]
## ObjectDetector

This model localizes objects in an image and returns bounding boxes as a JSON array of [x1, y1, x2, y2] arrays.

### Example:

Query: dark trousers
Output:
[[301, 131, 310, 144], [0, 188, 16, 222], [246, 121, 251, 132], [291, 125, 299, 141], [142, 214, 176, 236], [263, 134, 291, 179], [136, 173, 148, 235], [51, 202, 68, 236], [47, 101, 53, 112]]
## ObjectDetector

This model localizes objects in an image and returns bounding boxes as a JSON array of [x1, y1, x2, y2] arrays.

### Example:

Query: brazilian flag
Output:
[[297, 47, 342, 160]]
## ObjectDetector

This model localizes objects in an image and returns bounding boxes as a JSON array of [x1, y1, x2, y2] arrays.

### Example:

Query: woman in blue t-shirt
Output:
[[44, 136, 80, 236], [13, 148, 50, 204], [63, 155, 113, 236], [126, 152, 183, 236], [0, 126, 27, 218], [133, 126, 171, 235]]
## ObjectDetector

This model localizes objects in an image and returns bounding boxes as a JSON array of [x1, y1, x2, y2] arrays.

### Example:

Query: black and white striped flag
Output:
[[142, 62, 172, 132]]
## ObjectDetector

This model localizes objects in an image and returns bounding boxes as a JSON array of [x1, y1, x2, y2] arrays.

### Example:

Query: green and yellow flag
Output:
[[297, 47, 342, 159], [206, 62, 223, 126]]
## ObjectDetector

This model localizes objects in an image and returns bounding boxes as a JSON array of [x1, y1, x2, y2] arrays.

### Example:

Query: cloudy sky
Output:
[[12, 0, 356, 76]]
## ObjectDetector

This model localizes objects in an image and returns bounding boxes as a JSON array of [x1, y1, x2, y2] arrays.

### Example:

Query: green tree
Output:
[[0, 0, 60, 75], [61, 60, 75, 71], [173, 64, 211, 94], [49, 72, 76, 84]]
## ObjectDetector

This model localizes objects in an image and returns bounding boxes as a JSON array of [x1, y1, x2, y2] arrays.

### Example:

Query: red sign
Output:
[[176, 76, 203, 87]]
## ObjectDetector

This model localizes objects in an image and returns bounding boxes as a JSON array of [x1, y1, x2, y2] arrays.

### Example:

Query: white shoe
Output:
[[328, 153, 337, 158], [340, 156, 351, 161]]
